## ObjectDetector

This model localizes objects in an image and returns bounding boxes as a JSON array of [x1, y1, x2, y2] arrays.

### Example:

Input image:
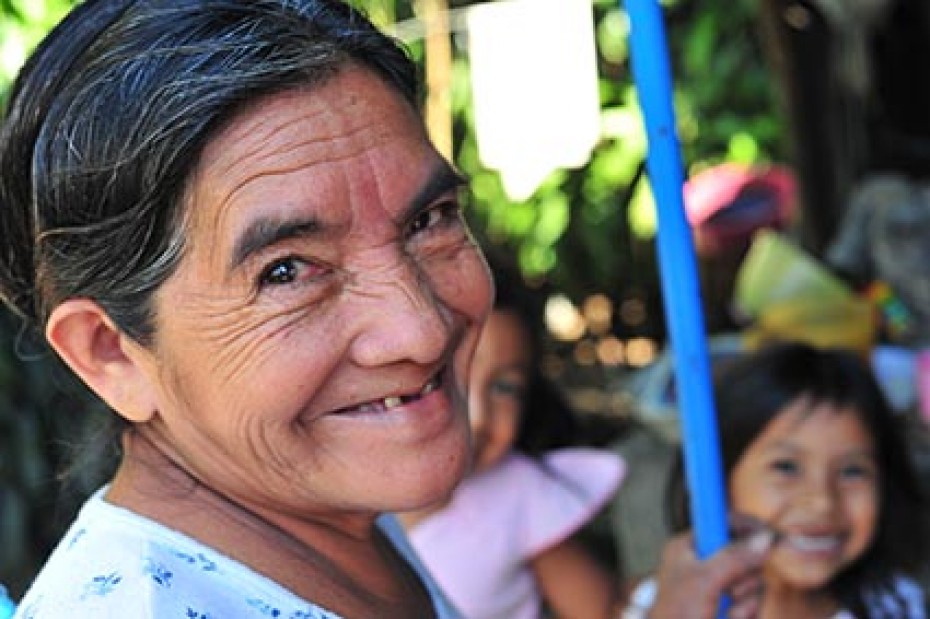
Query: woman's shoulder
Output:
[[14, 489, 343, 619]]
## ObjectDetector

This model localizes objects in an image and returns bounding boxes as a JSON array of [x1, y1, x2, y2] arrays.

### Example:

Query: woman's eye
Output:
[[408, 201, 461, 238], [258, 256, 320, 288], [262, 259, 298, 285]]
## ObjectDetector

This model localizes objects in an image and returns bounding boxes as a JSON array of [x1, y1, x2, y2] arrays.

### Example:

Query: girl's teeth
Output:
[[383, 396, 403, 409], [789, 535, 840, 552]]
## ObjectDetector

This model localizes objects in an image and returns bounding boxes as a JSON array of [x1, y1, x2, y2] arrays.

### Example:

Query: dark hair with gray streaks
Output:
[[0, 0, 419, 344]]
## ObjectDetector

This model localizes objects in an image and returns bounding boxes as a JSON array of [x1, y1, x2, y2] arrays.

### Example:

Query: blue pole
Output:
[[0, 584, 15, 619], [624, 0, 729, 564]]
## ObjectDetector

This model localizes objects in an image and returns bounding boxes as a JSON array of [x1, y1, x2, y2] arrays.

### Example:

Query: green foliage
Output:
[[460, 0, 784, 308], [0, 0, 74, 104]]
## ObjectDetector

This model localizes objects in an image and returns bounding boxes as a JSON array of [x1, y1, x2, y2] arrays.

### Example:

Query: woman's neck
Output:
[[397, 459, 482, 531], [395, 495, 452, 530], [105, 430, 435, 619]]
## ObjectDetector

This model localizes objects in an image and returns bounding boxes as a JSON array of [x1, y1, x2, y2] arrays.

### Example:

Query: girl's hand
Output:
[[647, 523, 773, 619]]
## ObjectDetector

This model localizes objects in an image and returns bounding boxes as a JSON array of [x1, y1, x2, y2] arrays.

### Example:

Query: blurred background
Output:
[[3, 0, 930, 600]]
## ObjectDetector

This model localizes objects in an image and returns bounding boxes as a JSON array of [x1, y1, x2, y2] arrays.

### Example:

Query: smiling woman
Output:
[[0, 1, 491, 618]]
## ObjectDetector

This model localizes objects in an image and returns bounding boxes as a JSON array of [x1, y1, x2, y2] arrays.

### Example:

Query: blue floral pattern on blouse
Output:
[[11, 490, 351, 618], [12, 489, 451, 618], [80, 572, 122, 600]]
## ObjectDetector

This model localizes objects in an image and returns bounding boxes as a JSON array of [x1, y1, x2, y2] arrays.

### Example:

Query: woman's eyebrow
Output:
[[229, 216, 323, 270], [398, 161, 467, 224], [228, 162, 465, 270]]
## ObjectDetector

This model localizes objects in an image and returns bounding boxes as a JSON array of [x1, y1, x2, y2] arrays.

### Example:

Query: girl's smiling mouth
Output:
[[783, 533, 843, 554]]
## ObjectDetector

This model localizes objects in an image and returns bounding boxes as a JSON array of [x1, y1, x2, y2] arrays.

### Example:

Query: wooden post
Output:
[[415, 0, 453, 160]]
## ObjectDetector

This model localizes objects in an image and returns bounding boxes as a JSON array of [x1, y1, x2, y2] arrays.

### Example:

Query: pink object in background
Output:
[[917, 350, 930, 425], [682, 162, 797, 257]]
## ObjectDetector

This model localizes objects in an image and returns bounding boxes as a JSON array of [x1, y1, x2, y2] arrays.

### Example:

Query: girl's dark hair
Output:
[[667, 341, 928, 617], [483, 249, 581, 456]]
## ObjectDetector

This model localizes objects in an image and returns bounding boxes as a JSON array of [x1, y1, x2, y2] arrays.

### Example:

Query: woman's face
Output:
[[729, 398, 879, 595], [128, 66, 492, 520], [467, 309, 532, 473]]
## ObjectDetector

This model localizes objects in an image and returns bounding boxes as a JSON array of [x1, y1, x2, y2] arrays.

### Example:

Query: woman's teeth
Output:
[[383, 396, 403, 409], [371, 375, 442, 411]]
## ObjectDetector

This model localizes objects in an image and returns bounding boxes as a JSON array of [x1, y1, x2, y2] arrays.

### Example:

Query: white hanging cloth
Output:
[[466, 0, 601, 201]]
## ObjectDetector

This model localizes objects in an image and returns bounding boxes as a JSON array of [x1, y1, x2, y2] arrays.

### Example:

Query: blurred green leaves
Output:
[[0, 0, 73, 104], [462, 0, 783, 303]]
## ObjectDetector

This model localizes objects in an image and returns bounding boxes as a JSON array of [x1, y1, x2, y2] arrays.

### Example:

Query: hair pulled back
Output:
[[0, 0, 418, 343]]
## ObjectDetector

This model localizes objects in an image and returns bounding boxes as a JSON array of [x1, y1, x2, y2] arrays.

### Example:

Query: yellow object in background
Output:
[[734, 230, 877, 355], [743, 297, 877, 357], [734, 230, 854, 319]]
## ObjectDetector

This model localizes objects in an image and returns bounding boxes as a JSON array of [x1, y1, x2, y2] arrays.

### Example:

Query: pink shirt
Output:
[[408, 447, 625, 619]]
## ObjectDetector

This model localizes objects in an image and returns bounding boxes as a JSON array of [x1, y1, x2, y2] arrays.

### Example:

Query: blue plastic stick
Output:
[[0, 584, 14, 619], [624, 0, 729, 563]]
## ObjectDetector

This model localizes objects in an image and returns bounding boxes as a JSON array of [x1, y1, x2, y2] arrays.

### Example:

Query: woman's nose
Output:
[[347, 261, 452, 367]]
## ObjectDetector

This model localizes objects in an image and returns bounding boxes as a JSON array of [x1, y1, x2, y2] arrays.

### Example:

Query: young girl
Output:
[[659, 341, 929, 618], [398, 255, 626, 619]]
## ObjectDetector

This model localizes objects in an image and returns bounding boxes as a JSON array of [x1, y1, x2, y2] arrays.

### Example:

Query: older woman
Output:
[[0, 1, 491, 617]]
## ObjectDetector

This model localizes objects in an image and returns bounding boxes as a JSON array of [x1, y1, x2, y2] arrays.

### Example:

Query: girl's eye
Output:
[[489, 378, 526, 401], [840, 462, 875, 481], [770, 458, 800, 476]]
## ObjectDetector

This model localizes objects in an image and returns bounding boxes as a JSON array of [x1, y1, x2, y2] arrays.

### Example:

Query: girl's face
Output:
[[467, 309, 532, 473], [729, 397, 879, 595]]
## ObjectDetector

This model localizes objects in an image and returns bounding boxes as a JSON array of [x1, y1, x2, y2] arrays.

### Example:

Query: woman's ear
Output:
[[45, 299, 157, 423]]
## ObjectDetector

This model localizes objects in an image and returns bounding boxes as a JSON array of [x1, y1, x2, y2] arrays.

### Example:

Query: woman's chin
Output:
[[388, 436, 471, 512]]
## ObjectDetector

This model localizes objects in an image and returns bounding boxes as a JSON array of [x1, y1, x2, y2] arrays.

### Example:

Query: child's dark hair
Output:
[[483, 248, 581, 456], [667, 340, 928, 617]]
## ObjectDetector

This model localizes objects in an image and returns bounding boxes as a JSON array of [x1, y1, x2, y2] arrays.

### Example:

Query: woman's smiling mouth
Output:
[[336, 372, 444, 415]]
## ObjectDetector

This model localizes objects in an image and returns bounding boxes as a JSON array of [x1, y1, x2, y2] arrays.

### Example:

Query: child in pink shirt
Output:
[[399, 255, 625, 619]]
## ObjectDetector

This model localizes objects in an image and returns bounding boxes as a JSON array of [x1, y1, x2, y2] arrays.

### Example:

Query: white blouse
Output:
[[14, 488, 459, 619]]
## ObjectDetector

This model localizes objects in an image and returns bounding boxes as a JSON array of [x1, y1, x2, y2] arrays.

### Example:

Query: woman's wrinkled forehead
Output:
[[179, 69, 446, 269]]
